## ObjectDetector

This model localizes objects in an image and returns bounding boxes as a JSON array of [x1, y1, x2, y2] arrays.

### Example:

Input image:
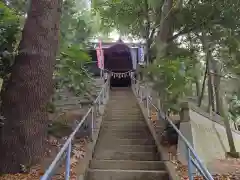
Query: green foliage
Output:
[[144, 56, 192, 112], [93, 0, 240, 121], [3, 0, 28, 15], [93, 0, 162, 38], [0, 2, 20, 82], [229, 91, 240, 123], [55, 0, 100, 98], [46, 102, 56, 113], [0, 2, 20, 51], [56, 45, 93, 96], [61, 0, 100, 46], [48, 121, 72, 138]]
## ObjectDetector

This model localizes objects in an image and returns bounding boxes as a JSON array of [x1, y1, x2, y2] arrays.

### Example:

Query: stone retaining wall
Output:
[[177, 102, 240, 173]]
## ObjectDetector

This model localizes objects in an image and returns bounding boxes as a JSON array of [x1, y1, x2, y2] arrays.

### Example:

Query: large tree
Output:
[[0, 0, 62, 173]]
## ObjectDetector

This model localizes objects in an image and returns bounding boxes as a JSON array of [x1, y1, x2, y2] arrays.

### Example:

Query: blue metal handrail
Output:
[[41, 78, 110, 180], [131, 78, 214, 180]]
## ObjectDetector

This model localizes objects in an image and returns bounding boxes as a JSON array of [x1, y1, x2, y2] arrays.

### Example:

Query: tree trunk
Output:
[[211, 60, 221, 114], [219, 91, 239, 157], [199, 32, 215, 112], [234, 122, 237, 130], [156, 0, 173, 58], [145, 39, 151, 64], [143, 0, 151, 65], [198, 50, 209, 107], [0, 0, 62, 173], [187, 34, 200, 99], [208, 73, 215, 112], [195, 76, 200, 97]]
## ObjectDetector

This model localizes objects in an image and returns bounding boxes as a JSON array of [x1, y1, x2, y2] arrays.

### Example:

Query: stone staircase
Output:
[[86, 88, 169, 180]]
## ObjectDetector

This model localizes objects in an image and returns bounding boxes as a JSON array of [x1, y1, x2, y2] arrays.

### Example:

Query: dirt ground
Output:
[[0, 79, 103, 180]]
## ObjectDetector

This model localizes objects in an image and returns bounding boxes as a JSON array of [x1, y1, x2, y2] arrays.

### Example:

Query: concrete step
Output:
[[94, 150, 160, 161], [100, 128, 149, 133], [107, 109, 142, 112], [99, 132, 152, 139], [90, 160, 165, 170], [108, 110, 141, 112], [104, 118, 146, 124], [107, 109, 140, 112], [102, 121, 146, 126], [107, 100, 136, 102], [105, 109, 140, 111], [100, 128, 150, 133], [117, 145, 157, 152], [95, 144, 157, 153], [108, 105, 139, 107], [106, 113, 143, 116], [104, 118, 145, 121], [101, 123, 148, 129], [105, 117, 144, 120], [103, 118, 145, 121], [99, 128, 151, 134], [86, 169, 168, 180], [97, 138, 155, 146], [105, 116, 143, 119]]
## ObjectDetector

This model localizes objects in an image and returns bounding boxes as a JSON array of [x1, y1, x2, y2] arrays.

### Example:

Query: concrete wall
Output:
[[177, 102, 240, 172]]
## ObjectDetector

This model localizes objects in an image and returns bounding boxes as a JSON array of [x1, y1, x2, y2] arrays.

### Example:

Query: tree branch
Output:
[[167, 18, 224, 42], [149, 28, 156, 41], [167, 26, 197, 42]]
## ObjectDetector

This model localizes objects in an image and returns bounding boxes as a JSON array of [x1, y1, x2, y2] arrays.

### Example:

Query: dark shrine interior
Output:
[[87, 40, 135, 88], [110, 73, 131, 87], [104, 42, 133, 88]]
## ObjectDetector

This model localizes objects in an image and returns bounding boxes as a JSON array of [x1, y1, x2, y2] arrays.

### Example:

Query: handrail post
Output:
[[140, 87, 143, 102], [147, 96, 150, 119], [65, 142, 72, 180], [106, 81, 109, 101], [101, 90, 104, 105], [135, 81, 138, 96], [133, 80, 136, 95], [134, 79, 137, 92], [93, 102, 97, 117], [137, 83, 140, 96], [135, 83, 137, 93], [102, 87, 106, 105], [98, 98, 101, 115], [103, 85, 106, 99], [91, 107, 94, 141], [187, 147, 194, 180]]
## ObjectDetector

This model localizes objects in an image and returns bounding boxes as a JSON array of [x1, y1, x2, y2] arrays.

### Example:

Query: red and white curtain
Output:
[[96, 40, 104, 69]]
